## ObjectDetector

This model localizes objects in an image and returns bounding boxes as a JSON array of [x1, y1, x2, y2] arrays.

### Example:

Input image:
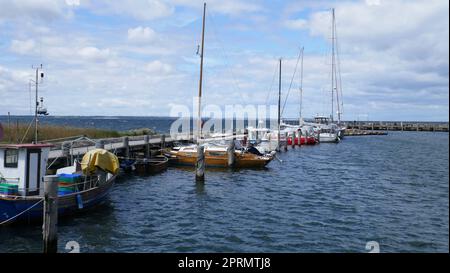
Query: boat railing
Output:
[[0, 177, 20, 184], [0, 176, 101, 200]]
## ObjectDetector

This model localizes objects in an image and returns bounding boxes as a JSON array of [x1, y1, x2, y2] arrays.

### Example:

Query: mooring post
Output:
[[144, 135, 150, 158], [196, 144, 205, 182], [228, 138, 235, 167], [122, 137, 129, 158], [62, 141, 71, 166], [284, 132, 288, 151], [43, 175, 58, 253], [95, 139, 105, 149]]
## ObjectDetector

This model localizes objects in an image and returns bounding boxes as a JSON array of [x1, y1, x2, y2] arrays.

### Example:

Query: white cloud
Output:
[[65, 0, 80, 6], [78, 46, 112, 62], [128, 26, 157, 44], [0, 0, 447, 120], [278, 0, 449, 120], [284, 19, 308, 30], [144, 60, 173, 74], [85, 0, 174, 20], [0, 0, 73, 21], [172, 0, 264, 16], [10, 39, 36, 55]]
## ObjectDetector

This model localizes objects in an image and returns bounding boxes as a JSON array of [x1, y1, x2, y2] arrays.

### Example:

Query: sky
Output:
[[0, 0, 448, 121]]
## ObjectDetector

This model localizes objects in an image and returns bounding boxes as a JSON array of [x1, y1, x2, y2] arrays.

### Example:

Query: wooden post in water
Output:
[[122, 137, 129, 158], [196, 144, 205, 182], [228, 138, 235, 167], [284, 132, 288, 151], [144, 135, 150, 158], [43, 175, 58, 253]]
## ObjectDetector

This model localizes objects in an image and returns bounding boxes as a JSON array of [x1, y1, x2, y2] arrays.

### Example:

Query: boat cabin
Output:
[[0, 144, 53, 196], [314, 115, 331, 125], [247, 127, 271, 143]]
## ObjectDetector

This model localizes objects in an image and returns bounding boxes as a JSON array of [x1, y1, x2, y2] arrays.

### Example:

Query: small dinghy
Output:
[[134, 155, 168, 175]]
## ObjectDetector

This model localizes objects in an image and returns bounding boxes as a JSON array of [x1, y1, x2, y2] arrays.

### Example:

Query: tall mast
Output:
[[34, 64, 42, 144], [277, 58, 282, 150], [331, 8, 335, 122], [331, 8, 341, 124], [299, 47, 304, 124], [197, 2, 206, 143]]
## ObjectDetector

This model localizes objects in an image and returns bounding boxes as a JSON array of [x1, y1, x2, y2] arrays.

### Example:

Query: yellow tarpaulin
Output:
[[81, 149, 120, 175]]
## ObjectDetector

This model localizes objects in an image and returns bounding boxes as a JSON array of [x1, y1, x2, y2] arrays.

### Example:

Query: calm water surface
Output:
[[0, 118, 448, 253]]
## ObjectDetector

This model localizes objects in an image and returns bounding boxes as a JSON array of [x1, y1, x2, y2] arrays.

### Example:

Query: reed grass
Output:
[[1, 123, 122, 143]]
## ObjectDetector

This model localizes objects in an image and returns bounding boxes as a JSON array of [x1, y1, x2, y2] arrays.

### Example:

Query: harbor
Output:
[[0, 1, 448, 256], [0, 119, 448, 252]]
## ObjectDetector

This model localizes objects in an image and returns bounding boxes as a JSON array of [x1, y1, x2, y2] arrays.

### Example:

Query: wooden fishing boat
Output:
[[0, 145, 119, 225], [134, 155, 168, 175], [167, 144, 274, 168]]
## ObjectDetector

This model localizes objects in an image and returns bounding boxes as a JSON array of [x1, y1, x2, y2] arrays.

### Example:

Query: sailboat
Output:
[[304, 8, 343, 143], [281, 47, 318, 146], [330, 8, 346, 138], [247, 58, 288, 153], [168, 3, 274, 168]]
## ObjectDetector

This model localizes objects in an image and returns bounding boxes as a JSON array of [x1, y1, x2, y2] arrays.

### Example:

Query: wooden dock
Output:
[[47, 133, 244, 160], [48, 134, 178, 160]]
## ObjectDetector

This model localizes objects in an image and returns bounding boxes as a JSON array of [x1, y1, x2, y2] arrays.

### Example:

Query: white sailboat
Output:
[[330, 8, 346, 138]]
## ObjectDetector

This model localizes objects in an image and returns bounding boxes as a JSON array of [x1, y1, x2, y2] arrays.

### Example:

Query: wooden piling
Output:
[[43, 175, 58, 253], [122, 136, 129, 158], [228, 138, 235, 167], [144, 135, 150, 158], [196, 144, 205, 182]]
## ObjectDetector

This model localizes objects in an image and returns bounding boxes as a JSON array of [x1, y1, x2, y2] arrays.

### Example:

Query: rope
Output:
[[265, 63, 279, 106], [0, 198, 44, 226], [281, 47, 303, 117], [46, 156, 60, 170], [20, 117, 35, 144], [207, 9, 243, 100]]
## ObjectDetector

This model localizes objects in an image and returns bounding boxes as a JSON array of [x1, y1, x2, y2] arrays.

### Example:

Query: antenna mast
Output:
[[33, 64, 44, 143]]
